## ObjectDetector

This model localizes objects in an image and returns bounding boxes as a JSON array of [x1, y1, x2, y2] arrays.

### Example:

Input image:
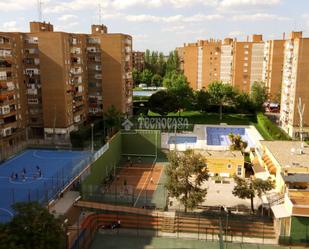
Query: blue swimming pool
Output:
[[206, 127, 254, 147], [168, 136, 197, 144]]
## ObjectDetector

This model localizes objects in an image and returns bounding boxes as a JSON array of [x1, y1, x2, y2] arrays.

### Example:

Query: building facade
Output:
[[220, 38, 234, 84], [231, 35, 264, 93], [183, 40, 221, 90], [280, 32, 309, 138], [262, 39, 285, 101], [0, 21, 133, 149], [132, 51, 145, 71]]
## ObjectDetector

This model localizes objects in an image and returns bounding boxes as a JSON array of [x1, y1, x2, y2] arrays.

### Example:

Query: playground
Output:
[[0, 149, 91, 222]]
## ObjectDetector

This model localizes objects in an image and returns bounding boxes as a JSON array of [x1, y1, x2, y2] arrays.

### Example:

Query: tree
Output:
[[166, 51, 180, 74], [104, 105, 122, 136], [7, 202, 66, 249], [195, 89, 210, 112], [148, 90, 177, 116], [235, 92, 255, 113], [132, 68, 141, 86], [169, 85, 194, 114], [151, 74, 163, 87], [165, 150, 209, 212], [228, 133, 248, 151], [208, 81, 235, 120], [232, 176, 275, 212], [140, 69, 153, 86], [251, 81, 268, 111]]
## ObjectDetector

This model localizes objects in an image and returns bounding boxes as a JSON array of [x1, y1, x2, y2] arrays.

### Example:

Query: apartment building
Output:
[[280, 31, 309, 138], [183, 39, 221, 90], [231, 35, 264, 93], [132, 51, 145, 71], [0, 33, 27, 149], [262, 39, 285, 101], [0, 21, 132, 147], [220, 38, 234, 84]]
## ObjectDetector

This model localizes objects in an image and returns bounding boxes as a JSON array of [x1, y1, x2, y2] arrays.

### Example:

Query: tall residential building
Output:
[[262, 39, 285, 101], [231, 35, 264, 93], [280, 31, 309, 138], [183, 39, 221, 90], [0, 33, 27, 148], [220, 38, 234, 84], [132, 51, 145, 71], [0, 21, 132, 148]]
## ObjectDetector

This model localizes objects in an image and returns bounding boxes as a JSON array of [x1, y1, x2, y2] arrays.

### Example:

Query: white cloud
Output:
[[183, 14, 223, 22], [219, 0, 281, 8], [0, 21, 19, 31], [58, 14, 78, 22], [133, 34, 149, 41], [232, 13, 290, 21], [0, 0, 37, 11], [125, 14, 222, 23], [162, 25, 185, 32], [228, 30, 243, 37]]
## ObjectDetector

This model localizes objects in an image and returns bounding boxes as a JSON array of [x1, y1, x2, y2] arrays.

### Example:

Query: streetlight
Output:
[[91, 123, 94, 153]]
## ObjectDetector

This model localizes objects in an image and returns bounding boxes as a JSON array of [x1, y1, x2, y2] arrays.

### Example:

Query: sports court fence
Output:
[[279, 216, 309, 246], [69, 208, 277, 249], [81, 130, 165, 209], [0, 138, 73, 162], [0, 155, 92, 216]]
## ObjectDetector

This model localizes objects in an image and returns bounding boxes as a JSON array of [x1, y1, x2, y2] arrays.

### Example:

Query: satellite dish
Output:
[[291, 148, 296, 154]]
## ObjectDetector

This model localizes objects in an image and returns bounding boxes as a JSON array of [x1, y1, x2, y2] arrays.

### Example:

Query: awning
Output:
[[271, 204, 292, 218]]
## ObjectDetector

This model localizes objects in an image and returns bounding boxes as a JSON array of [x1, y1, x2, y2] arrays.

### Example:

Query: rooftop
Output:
[[261, 141, 309, 169], [195, 149, 244, 159]]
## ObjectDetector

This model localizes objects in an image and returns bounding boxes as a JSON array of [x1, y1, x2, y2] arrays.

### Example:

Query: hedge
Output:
[[256, 112, 290, 140]]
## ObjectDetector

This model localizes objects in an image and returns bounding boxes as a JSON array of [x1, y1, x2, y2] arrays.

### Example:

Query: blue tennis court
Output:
[[0, 149, 91, 222], [206, 127, 254, 147], [168, 136, 197, 145]]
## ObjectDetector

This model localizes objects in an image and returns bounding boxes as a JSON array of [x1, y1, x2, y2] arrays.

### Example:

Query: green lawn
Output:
[[90, 234, 303, 249], [147, 111, 290, 141], [148, 111, 256, 125]]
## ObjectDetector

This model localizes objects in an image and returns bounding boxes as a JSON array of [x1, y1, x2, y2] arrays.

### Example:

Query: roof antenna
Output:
[[37, 0, 43, 22]]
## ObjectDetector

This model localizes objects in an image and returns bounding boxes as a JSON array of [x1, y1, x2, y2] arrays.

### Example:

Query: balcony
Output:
[[70, 48, 81, 55], [87, 47, 100, 53], [71, 57, 81, 65], [70, 68, 82, 75], [0, 49, 12, 58], [24, 48, 39, 55], [87, 38, 100, 44], [0, 60, 12, 68], [94, 74, 102, 80]]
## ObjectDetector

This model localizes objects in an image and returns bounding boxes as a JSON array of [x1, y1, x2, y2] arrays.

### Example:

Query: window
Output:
[[227, 164, 232, 169], [237, 165, 242, 176]]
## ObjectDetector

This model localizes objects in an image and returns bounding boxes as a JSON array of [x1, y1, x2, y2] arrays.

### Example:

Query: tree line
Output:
[[148, 80, 268, 118], [133, 49, 181, 87]]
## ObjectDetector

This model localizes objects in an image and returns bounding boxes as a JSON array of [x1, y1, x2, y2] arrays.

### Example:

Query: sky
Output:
[[0, 0, 309, 53]]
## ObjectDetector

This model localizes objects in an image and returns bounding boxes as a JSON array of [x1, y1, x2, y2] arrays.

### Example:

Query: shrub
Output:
[[256, 113, 290, 140]]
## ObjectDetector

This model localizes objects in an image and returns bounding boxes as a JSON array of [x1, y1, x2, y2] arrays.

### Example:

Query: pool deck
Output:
[[161, 124, 263, 151]]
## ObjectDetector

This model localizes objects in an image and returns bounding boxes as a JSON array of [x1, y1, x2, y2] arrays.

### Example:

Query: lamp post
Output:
[[91, 123, 94, 153]]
